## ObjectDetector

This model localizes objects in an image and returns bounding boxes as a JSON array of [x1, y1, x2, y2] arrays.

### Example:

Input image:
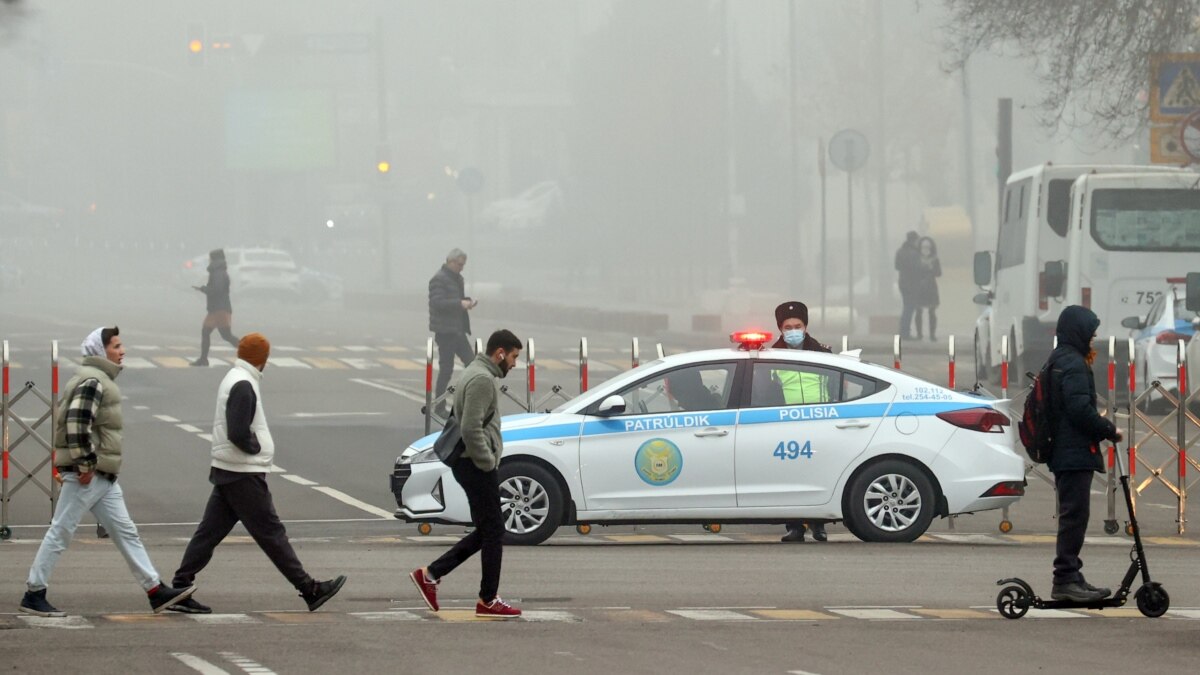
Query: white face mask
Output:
[[782, 329, 806, 347]]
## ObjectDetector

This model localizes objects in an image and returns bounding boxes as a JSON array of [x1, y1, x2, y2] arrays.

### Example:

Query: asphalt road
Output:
[[3, 285, 1198, 674]]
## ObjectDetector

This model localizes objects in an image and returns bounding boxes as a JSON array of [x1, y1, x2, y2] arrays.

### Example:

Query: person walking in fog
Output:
[[192, 249, 239, 367], [894, 231, 920, 339], [428, 248, 477, 416], [169, 333, 347, 613], [411, 329, 524, 619], [19, 327, 196, 617], [912, 236, 942, 342]]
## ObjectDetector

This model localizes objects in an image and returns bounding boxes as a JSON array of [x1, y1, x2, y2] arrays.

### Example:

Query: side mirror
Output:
[[1120, 316, 1144, 330], [972, 291, 992, 306], [973, 251, 992, 287], [596, 395, 626, 416], [1187, 272, 1200, 313], [1043, 261, 1067, 298]]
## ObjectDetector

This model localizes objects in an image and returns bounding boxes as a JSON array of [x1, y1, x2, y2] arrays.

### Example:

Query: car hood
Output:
[[404, 412, 576, 455]]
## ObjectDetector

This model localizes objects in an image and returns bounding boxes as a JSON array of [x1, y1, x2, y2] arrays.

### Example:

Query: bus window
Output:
[[1090, 188, 1200, 252], [1046, 179, 1073, 237]]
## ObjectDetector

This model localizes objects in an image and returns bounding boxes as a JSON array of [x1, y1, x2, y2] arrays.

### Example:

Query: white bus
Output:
[[972, 164, 1187, 383]]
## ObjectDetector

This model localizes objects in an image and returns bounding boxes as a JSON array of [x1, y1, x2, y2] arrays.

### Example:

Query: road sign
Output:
[[829, 129, 869, 172], [1150, 123, 1189, 165], [1151, 53, 1200, 122], [456, 167, 485, 195], [1182, 110, 1200, 163]]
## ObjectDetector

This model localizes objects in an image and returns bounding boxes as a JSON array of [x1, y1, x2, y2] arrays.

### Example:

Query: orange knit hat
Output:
[[237, 333, 270, 369]]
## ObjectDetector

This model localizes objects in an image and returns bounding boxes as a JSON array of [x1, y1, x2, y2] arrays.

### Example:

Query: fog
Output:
[[0, 1, 1142, 339]]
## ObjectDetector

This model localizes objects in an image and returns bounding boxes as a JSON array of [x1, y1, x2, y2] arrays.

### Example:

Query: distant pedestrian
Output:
[[1045, 306, 1122, 603], [192, 249, 239, 367], [894, 231, 920, 339], [769, 301, 833, 544], [19, 327, 196, 617], [169, 333, 346, 614], [912, 236, 942, 342], [411, 329, 523, 619], [428, 248, 477, 416]]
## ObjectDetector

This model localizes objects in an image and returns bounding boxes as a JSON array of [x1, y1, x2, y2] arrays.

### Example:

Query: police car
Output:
[[391, 331, 1026, 545]]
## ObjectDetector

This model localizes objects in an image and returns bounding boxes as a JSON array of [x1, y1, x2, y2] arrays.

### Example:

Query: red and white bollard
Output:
[[1179, 339, 1188, 490], [948, 335, 956, 390], [1128, 337, 1137, 477], [423, 338, 434, 435], [631, 337, 640, 370], [526, 338, 536, 412], [1000, 334, 1010, 398], [1108, 337, 1117, 471], [893, 335, 902, 371], [2, 340, 10, 535], [579, 337, 589, 394], [50, 341, 60, 493]]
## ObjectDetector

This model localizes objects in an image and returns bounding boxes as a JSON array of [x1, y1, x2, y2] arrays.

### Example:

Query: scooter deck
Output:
[[1027, 597, 1125, 611]]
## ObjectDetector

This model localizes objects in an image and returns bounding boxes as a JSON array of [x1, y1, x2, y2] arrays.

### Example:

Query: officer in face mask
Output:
[[771, 301, 833, 543]]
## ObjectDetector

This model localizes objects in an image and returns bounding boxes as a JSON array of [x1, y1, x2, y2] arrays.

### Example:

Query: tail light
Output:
[[1156, 331, 1191, 345], [936, 407, 1010, 433], [1081, 287, 1091, 309], [1038, 272, 1048, 311], [980, 481, 1026, 498]]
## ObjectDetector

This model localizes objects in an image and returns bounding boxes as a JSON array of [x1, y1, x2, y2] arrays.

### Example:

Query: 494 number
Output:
[[773, 440, 813, 460]]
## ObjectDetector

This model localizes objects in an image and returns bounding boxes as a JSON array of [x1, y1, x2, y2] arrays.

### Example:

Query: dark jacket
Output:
[[201, 261, 232, 313], [894, 242, 920, 295], [770, 333, 832, 353], [428, 264, 470, 334], [913, 254, 941, 307], [1047, 305, 1119, 474]]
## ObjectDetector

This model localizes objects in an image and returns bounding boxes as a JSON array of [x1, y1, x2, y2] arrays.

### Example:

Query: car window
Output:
[[243, 251, 294, 264], [1145, 292, 1167, 327], [610, 363, 737, 415], [1173, 289, 1198, 322], [748, 362, 883, 407]]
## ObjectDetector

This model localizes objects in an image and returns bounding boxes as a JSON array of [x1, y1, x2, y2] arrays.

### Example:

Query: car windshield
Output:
[[1174, 292, 1198, 323], [550, 359, 665, 413]]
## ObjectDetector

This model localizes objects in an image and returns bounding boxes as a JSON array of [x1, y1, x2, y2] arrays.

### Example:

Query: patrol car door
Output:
[[577, 362, 740, 511], [735, 361, 894, 507]]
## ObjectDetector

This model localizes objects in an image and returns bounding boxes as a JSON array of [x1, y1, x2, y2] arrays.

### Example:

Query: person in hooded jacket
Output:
[[771, 301, 834, 543], [1045, 305, 1123, 602], [191, 249, 240, 367]]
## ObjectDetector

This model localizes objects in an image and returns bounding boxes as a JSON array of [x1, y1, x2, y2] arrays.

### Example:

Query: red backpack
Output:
[[1018, 362, 1055, 463]]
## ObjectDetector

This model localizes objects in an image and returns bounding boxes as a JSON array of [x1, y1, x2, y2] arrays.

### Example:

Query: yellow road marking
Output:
[[603, 610, 672, 622], [436, 610, 499, 622], [153, 356, 191, 368], [104, 614, 175, 623], [752, 609, 838, 621], [302, 357, 348, 369], [603, 535, 670, 543], [380, 346, 410, 353], [380, 358, 422, 371], [1144, 536, 1200, 546], [736, 534, 784, 543], [912, 609, 997, 620], [534, 358, 572, 370], [315, 346, 341, 352], [1078, 608, 1144, 618], [262, 612, 339, 624], [1005, 535, 1058, 544]]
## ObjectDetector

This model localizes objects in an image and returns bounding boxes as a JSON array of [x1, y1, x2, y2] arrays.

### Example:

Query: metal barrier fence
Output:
[[1, 340, 61, 541]]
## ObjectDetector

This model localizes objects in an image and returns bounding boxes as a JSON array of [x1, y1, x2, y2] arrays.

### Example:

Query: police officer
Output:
[[772, 301, 833, 543]]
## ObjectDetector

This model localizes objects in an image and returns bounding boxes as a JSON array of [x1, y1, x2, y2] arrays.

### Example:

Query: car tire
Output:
[[497, 461, 564, 546], [843, 459, 936, 543]]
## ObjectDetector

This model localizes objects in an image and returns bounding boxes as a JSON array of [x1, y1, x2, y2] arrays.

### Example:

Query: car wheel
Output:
[[497, 461, 564, 546], [844, 459, 936, 543]]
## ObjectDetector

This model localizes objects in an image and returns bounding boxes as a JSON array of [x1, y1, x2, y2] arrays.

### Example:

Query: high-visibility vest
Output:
[[777, 369, 829, 404]]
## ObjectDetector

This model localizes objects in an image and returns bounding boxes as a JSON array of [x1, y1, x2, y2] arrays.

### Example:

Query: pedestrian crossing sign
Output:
[[1151, 54, 1200, 121]]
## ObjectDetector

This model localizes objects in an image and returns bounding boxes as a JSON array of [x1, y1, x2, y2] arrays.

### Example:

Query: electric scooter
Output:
[[995, 436, 1170, 619]]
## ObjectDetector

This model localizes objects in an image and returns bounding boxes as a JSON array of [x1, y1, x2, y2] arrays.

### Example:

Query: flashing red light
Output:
[[980, 481, 1026, 498], [935, 407, 1011, 433], [1155, 331, 1191, 345], [1167, 277, 1186, 284], [730, 330, 773, 350], [184, 260, 194, 269]]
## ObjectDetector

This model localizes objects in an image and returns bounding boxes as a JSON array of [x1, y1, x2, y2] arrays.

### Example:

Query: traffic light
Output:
[[186, 23, 206, 66]]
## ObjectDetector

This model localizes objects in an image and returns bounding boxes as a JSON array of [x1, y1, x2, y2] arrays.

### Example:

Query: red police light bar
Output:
[[730, 330, 773, 350]]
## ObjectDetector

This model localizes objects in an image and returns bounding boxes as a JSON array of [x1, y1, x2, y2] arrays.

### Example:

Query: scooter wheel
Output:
[[1135, 583, 1169, 618], [417, 523, 433, 535], [998, 520, 1013, 534], [1103, 520, 1119, 535], [996, 585, 1030, 619]]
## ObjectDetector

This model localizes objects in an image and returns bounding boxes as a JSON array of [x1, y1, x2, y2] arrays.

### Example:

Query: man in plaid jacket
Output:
[[18, 326, 197, 617]]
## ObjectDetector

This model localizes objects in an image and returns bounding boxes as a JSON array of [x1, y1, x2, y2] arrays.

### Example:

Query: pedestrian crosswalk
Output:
[[6, 604, 1200, 630], [1, 344, 639, 373]]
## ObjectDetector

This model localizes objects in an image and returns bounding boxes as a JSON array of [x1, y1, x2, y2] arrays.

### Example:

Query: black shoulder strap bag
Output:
[[432, 410, 496, 466]]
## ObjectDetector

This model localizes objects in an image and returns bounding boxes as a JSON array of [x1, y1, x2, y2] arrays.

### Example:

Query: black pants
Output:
[[173, 474, 312, 590], [434, 332, 474, 400], [427, 458, 504, 603], [898, 292, 916, 338], [1052, 470, 1095, 585], [913, 307, 938, 338], [200, 325, 239, 361]]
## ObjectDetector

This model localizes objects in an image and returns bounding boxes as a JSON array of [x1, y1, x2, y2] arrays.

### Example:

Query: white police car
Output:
[[391, 332, 1026, 545]]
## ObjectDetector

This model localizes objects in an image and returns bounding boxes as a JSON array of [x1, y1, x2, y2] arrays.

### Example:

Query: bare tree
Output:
[[942, 0, 1200, 139]]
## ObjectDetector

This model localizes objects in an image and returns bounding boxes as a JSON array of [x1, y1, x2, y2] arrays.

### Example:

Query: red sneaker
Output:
[[409, 568, 439, 612], [475, 597, 522, 619]]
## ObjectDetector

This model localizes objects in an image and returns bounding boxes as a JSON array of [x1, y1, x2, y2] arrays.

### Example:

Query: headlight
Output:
[[405, 447, 439, 464]]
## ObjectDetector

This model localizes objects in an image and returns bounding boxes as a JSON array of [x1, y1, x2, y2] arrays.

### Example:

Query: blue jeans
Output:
[[27, 473, 160, 592]]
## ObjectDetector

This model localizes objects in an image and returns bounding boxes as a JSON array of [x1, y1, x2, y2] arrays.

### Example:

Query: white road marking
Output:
[[787, 670, 824, 675], [17, 615, 93, 629], [133, 405, 149, 410], [198, 433, 213, 442], [172, 653, 230, 675], [669, 534, 731, 542], [1168, 609, 1200, 619], [177, 424, 204, 434], [282, 474, 318, 487], [289, 412, 387, 418], [269, 357, 312, 369], [121, 357, 156, 369], [521, 610, 583, 622], [154, 414, 180, 423], [219, 652, 277, 675], [408, 535, 463, 543], [350, 378, 427, 403], [828, 608, 921, 620], [343, 345, 373, 352], [931, 534, 1013, 545], [269, 465, 286, 473], [351, 611, 423, 622], [312, 486, 394, 519], [189, 614, 260, 625], [668, 609, 756, 621], [274, 346, 303, 352]]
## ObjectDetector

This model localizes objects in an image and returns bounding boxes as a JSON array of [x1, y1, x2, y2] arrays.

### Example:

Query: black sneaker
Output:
[[20, 589, 65, 618], [189, 359, 209, 367], [1050, 582, 1105, 603], [810, 522, 828, 542], [96, 524, 108, 539], [781, 526, 806, 543], [1081, 580, 1112, 598], [166, 595, 212, 614], [300, 575, 346, 612], [149, 583, 196, 613]]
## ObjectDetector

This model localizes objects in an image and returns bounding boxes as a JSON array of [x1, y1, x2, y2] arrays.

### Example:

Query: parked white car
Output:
[[1121, 280, 1197, 411], [391, 333, 1025, 545], [181, 248, 301, 297], [477, 181, 564, 231]]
